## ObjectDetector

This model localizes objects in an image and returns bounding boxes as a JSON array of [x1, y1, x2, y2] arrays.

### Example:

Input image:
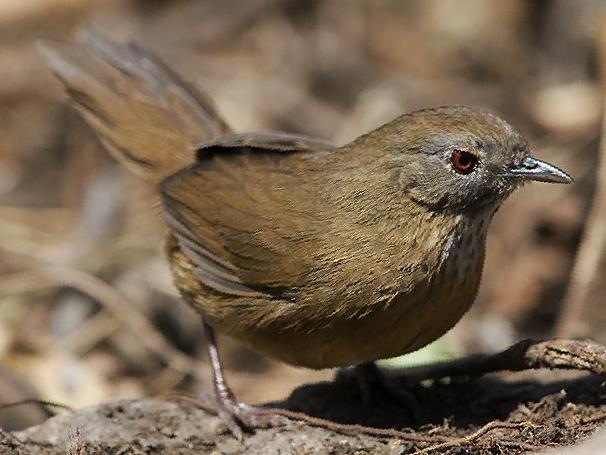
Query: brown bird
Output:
[[40, 32, 572, 436]]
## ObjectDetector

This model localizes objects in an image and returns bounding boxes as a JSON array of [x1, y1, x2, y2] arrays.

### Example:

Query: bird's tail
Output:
[[39, 31, 230, 183]]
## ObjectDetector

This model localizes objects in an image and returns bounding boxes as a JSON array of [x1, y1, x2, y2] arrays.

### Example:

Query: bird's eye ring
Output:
[[450, 149, 478, 174]]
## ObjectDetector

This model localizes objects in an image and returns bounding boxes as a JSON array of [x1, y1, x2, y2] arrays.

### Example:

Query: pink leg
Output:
[[202, 322, 284, 438]]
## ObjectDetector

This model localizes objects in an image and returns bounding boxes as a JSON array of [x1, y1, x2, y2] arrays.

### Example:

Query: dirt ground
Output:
[[5, 367, 606, 454]]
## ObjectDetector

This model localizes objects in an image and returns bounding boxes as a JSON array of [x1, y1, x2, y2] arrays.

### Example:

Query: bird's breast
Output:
[[412, 214, 488, 347]]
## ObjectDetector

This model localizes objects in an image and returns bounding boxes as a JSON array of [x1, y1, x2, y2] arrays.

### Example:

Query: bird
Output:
[[40, 31, 572, 437]]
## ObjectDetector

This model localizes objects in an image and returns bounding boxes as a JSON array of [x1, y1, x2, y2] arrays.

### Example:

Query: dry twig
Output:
[[391, 338, 606, 383], [0, 266, 206, 383], [409, 421, 531, 455]]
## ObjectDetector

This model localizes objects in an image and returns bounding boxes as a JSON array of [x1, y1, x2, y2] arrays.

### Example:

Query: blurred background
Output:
[[0, 0, 604, 432]]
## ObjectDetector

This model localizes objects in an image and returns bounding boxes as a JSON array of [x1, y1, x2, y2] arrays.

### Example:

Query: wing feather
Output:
[[161, 133, 334, 298]]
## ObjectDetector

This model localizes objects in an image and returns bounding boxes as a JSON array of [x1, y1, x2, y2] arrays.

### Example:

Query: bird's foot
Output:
[[172, 393, 288, 440], [338, 362, 423, 423], [172, 390, 431, 440]]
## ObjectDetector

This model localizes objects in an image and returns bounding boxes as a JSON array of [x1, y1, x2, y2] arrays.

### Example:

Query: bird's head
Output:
[[364, 106, 572, 215]]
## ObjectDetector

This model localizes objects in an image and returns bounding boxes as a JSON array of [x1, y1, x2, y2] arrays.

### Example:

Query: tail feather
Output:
[[39, 30, 230, 182]]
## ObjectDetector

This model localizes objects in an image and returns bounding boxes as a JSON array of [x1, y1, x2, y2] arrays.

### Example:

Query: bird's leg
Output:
[[349, 362, 422, 422], [183, 330, 435, 439], [187, 325, 432, 438], [203, 321, 242, 435], [201, 322, 286, 438]]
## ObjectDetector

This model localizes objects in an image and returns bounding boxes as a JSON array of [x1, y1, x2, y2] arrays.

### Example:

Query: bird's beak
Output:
[[505, 156, 573, 184]]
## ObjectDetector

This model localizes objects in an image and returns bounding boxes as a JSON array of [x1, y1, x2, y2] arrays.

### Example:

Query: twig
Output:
[[0, 267, 206, 382], [387, 338, 606, 383], [409, 421, 530, 455], [0, 398, 72, 416], [581, 412, 606, 425], [64, 310, 121, 354], [45, 266, 205, 379], [170, 393, 450, 443]]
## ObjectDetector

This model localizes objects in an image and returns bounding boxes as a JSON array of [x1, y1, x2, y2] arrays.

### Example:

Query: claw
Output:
[[173, 393, 288, 439], [217, 404, 245, 440]]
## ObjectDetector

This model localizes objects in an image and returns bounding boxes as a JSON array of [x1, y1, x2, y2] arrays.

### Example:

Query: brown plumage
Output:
[[41, 31, 572, 436]]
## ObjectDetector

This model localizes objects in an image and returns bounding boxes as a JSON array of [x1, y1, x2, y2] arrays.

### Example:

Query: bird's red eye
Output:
[[450, 149, 478, 174]]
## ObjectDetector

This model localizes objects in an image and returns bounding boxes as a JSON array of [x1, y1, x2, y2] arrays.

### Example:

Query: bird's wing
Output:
[[160, 133, 336, 299]]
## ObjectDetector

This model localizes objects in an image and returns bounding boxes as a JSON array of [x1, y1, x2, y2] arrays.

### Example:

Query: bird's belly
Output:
[[238, 242, 484, 368], [235, 274, 479, 369], [167, 232, 484, 370]]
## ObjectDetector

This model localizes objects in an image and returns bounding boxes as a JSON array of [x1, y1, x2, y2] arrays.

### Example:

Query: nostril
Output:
[[522, 156, 538, 169]]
